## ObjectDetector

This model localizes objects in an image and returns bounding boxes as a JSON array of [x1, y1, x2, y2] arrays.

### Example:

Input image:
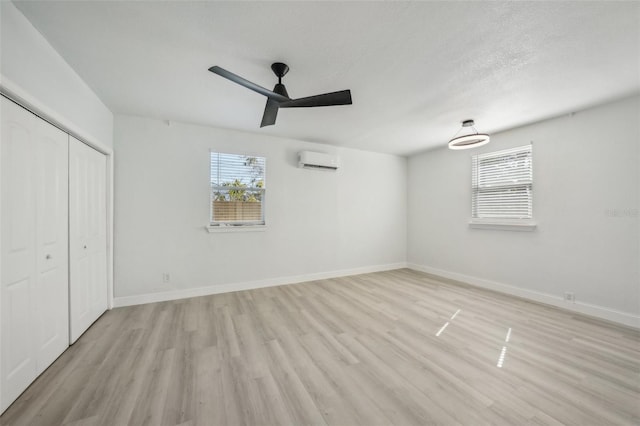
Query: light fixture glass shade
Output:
[[448, 119, 490, 150], [448, 133, 490, 150]]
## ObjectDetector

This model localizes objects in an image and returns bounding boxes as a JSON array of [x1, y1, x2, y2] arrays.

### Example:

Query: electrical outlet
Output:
[[162, 273, 171, 283], [563, 292, 575, 303]]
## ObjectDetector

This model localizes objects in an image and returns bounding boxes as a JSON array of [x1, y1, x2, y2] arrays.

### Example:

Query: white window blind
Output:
[[472, 145, 532, 220], [210, 152, 266, 225]]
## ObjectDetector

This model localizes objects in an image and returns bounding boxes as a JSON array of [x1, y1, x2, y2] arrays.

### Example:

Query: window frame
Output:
[[469, 144, 536, 231], [207, 150, 267, 232]]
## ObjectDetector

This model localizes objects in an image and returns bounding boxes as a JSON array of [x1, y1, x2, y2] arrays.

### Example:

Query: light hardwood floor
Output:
[[2, 269, 639, 425]]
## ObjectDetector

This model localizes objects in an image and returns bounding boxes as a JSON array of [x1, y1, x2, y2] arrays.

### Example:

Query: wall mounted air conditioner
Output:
[[298, 151, 340, 171]]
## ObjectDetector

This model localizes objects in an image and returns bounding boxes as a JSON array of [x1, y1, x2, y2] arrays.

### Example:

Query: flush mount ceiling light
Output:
[[448, 119, 490, 150]]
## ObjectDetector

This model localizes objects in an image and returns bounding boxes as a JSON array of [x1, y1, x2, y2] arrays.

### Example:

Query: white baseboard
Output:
[[113, 261, 639, 329], [113, 262, 408, 308], [407, 263, 640, 329]]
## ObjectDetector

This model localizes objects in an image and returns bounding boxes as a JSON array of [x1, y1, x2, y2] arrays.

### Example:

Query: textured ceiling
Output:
[[12, 1, 640, 155]]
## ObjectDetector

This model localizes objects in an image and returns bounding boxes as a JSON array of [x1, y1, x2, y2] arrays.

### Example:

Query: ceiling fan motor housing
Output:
[[271, 62, 289, 78]]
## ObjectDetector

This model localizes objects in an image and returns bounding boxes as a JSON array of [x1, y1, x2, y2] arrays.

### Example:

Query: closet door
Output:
[[1, 98, 37, 413], [1, 97, 69, 413], [33, 117, 69, 371], [69, 137, 108, 343]]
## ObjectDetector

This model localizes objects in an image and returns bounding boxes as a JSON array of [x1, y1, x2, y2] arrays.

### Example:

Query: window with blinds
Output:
[[472, 145, 532, 220], [210, 152, 266, 226]]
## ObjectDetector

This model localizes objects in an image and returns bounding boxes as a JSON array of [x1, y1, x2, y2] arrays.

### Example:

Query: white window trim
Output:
[[209, 151, 266, 229], [206, 224, 267, 233], [470, 144, 535, 231], [468, 219, 537, 231]]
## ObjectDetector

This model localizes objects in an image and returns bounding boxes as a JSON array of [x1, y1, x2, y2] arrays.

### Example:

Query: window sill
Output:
[[469, 220, 537, 231], [206, 224, 266, 233]]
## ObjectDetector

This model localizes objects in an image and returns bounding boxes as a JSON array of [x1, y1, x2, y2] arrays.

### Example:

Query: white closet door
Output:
[[1, 98, 69, 413], [69, 136, 108, 343], [33, 117, 69, 371], [1, 98, 37, 413]]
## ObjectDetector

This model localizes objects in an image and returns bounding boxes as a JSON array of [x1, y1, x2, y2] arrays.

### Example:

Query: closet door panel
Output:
[[89, 148, 107, 318], [33, 117, 69, 372], [1, 99, 37, 412], [69, 137, 107, 343], [3, 106, 35, 286], [1, 98, 70, 413]]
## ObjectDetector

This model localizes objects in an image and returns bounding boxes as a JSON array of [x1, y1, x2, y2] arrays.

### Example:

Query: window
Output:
[[471, 144, 533, 227], [210, 152, 266, 227]]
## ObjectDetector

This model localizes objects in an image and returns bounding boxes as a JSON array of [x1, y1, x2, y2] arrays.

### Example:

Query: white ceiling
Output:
[[13, 1, 640, 155]]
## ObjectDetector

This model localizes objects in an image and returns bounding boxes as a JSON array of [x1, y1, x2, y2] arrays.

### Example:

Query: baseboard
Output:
[[407, 263, 640, 329], [113, 262, 408, 308], [113, 261, 639, 329]]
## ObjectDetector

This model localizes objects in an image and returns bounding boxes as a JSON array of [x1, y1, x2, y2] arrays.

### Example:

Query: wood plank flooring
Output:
[[2, 269, 639, 425]]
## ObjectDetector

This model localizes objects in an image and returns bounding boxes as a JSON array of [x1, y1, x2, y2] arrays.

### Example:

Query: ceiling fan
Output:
[[208, 62, 352, 127]]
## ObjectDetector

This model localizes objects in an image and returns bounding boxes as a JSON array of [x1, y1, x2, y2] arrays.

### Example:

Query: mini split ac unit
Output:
[[298, 151, 340, 171]]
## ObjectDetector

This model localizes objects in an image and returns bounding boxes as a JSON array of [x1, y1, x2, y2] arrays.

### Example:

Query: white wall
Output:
[[113, 115, 407, 302], [0, 1, 113, 148], [408, 95, 640, 326]]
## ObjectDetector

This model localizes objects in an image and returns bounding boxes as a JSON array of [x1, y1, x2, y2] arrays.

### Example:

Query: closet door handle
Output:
[[83, 245, 87, 249], [46, 254, 52, 259]]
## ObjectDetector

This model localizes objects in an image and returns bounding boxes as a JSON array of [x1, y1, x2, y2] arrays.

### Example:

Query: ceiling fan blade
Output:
[[260, 99, 279, 127], [208, 66, 290, 102], [279, 90, 352, 108]]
